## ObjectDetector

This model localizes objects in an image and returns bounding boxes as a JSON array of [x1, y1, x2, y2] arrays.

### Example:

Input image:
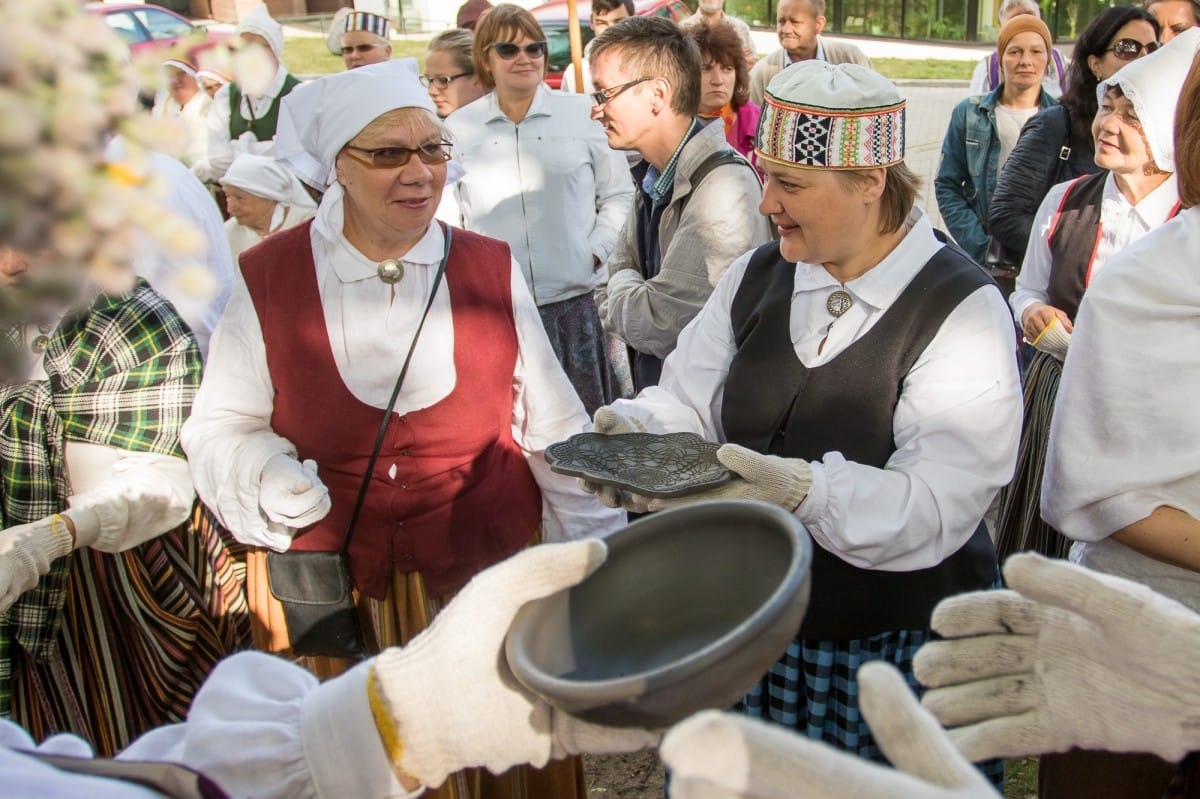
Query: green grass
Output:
[[1006, 758, 1038, 798], [872, 57, 976, 80], [282, 36, 431, 76]]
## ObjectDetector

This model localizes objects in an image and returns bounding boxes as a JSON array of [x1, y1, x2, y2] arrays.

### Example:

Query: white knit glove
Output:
[[646, 444, 812, 513], [258, 454, 331, 530], [577, 407, 650, 512], [1030, 317, 1071, 361], [915, 553, 1200, 763], [662, 662, 999, 799], [367, 540, 659, 788], [0, 515, 76, 613]]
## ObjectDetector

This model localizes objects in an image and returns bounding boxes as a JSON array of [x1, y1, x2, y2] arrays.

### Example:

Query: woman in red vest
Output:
[[995, 31, 1195, 566], [181, 58, 624, 799]]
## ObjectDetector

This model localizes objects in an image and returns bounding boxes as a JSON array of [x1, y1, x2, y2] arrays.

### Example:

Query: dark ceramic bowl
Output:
[[504, 500, 812, 728]]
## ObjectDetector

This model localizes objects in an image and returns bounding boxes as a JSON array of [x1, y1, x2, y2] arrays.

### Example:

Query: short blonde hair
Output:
[[834, 163, 922, 235], [471, 4, 546, 91]]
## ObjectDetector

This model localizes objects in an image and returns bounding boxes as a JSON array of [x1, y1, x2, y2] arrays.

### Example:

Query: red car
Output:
[[532, 0, 695, 88], [87, 2, 224, 56]]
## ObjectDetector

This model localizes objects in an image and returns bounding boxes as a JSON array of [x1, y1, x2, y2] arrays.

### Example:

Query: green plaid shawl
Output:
[[0, 280, 200, 716]]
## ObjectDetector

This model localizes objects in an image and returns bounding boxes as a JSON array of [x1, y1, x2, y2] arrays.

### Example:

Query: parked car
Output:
[[531, 0, 695, 88], [87, 2, 224, 56]]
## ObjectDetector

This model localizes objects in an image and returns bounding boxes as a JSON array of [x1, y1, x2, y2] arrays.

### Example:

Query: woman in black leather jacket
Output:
[[987, 6, 1161, 263]]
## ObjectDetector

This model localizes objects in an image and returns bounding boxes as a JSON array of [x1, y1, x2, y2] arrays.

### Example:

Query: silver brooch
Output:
[[377, 259, 404, 285], [826, 289, 853, 318]]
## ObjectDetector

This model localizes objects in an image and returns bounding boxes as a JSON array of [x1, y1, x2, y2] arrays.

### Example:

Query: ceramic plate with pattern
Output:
[[545, 432, 732, 498]]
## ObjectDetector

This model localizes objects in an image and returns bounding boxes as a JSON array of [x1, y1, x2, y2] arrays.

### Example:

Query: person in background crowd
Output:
[[220, 154, 317, 260], [197, 68, 230, 100], [748, 0, 872, 106], [688, 22, 761, 163], [590, 17, 771, 390], [987, 6, 1158, 264], [339, 11, 393, 70], [445, 5, 633, 415], [936, 15, 1055, 267], [185, 59, 625, 798], [423, 29, 486, 118], [192, 4, 300, 184], [0, 248, 248, 755], [457, 0, 493, 31], [970, 0, 1068, 98], [680, 0, 758, 71], [1146, 0, 1200, 41], [584, 59, 1018, 782], [562, 0, 634, 94], [151, 54, 211, 168]]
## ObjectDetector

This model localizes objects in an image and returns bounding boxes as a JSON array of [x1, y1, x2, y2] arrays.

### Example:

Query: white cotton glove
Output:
[[0, 516, 76, 614], [258, 454, 331, 530], [577, 407, 650, 512], [662, 662, 999, 799], [1030, 317, 1071, 361], [367, 540, 660, 788], [646, 444, 812, 513], [915, 553, 1200, 763]]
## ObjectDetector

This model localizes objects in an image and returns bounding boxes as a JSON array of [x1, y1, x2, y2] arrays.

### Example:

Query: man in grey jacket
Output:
[[590, 17, 773, 389], [749, 0, 872, 106]]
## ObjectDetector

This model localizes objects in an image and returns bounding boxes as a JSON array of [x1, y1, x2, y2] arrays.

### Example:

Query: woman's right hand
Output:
[[1021, 302, 1073, 342], [258, 454, 332, 530]]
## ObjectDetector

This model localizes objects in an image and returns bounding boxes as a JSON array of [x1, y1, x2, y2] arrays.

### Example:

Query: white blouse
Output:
[[1011, 172, 1180, 324], [182, 190, 625, 551], [610, 210, 1022, 572]]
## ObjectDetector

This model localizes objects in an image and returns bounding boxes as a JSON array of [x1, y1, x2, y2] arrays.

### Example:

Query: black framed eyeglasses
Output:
[[342, 142, 453, 169], [420, 72, 473, 89], [590, 76, 653, 107], [1106, 38, 1160, 60], [491, 41, 547, 60]]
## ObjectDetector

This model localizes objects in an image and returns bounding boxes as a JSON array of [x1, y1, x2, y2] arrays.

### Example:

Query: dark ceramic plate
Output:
[[545, 432, 732, 499]]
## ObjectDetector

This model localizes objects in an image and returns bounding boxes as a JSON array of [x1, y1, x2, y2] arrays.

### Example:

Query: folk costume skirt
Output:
[[7, 502, 252, 756], [995, 351, 1071, 562], [244, 543, 587, 799], [536, 293, 618, 416]]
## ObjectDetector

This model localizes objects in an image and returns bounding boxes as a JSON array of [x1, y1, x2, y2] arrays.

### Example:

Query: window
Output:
[[542, 22, 595, 75], [103, 10, 146, 44], [133, 8, 196, 42]]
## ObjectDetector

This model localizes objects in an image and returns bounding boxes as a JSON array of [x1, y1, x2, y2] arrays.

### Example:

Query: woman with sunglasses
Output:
[[444, 4, 634, 415], [182, 58, 624, 799], [423, 29, 486, 119], [988, 6, 1160, 266], [994, 32, 1194, 580]]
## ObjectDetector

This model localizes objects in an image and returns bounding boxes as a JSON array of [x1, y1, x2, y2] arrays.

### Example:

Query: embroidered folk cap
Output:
[[346, 11, 391, 38], [756, 60, 906, 170]]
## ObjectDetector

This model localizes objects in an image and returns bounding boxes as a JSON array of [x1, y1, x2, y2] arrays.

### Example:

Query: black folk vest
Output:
[[722, 241, 1000, 639], [1046, 171, 1106, 321], [228, 73, 300, 142]]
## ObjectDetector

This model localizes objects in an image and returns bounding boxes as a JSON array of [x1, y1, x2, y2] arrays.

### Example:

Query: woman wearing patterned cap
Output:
[[582, 60, 1021, 774]]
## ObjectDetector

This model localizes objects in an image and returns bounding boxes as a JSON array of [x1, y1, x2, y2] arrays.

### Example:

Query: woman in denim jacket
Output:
[[936, 15, 1055, 264]]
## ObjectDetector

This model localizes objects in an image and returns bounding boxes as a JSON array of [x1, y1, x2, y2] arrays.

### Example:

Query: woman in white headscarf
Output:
[[181, 58, 622, 799], [219, 154, 316, 260]]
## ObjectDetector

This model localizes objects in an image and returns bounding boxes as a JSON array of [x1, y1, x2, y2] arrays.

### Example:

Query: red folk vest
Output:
[[240, 221, 542, 598]]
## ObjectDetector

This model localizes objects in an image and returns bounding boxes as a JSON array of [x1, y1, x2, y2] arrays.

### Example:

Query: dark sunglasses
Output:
[[1106, 38, 1160, 60], [342, 142, 453, 169], [420, 71, 473, 89], [491, 41, 547, 60], [341, 43, 386, 55], [590, 76, 652, 107]]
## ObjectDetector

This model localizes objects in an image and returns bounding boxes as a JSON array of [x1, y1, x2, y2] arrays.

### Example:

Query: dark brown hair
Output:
[[687, 20, 751, 109], [1176, 50, 1200, 207], [588, 15, 702, 116], [471, 3, 546, 91]]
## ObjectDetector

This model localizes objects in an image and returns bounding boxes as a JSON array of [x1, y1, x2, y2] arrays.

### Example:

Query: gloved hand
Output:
[[368, 540, 659, 788], [0, 515, 76, 613], [662, 661, 999, 799], [646, 444, 812, 513], [1030, 317, 1071, 361], [915, 553, 1200, 763], [577, 407, 650, 512], [258, 454, 331, 530]]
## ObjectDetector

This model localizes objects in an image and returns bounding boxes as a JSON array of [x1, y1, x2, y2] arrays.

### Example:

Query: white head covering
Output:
[[219, 154, 317, 209], [162, 58, 198, 79], [1101, 27, 1200, 174], [236, 4, 284, 58], [275, 58, 444, 188], [326, 7, 352, 55]]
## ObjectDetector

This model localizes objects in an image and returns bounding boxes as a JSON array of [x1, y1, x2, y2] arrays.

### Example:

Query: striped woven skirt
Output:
[[7, 502, 252, 755], [244, 544, 587, 799], [537, 293, 618, 417], [995, 351, 1071, 562]]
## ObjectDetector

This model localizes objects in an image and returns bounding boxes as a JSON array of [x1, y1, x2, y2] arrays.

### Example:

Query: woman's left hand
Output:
[[645, 444, 813, 513]]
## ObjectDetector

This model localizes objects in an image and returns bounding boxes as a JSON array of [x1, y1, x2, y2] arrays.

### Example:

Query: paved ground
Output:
[[897, 81, 968, 229]]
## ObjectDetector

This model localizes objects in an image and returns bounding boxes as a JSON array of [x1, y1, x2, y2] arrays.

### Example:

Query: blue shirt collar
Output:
[[641, 118, 704, 207]]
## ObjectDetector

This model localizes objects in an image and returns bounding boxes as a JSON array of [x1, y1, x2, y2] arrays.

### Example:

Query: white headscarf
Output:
[[219, 154, 316, 209], [274, 58, 444, 188], [236, 4, 284, 58], [1101, 27, 1200, 174]]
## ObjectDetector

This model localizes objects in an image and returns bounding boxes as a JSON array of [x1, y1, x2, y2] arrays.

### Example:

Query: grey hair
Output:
[[1000, 0, 1041, 21]]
